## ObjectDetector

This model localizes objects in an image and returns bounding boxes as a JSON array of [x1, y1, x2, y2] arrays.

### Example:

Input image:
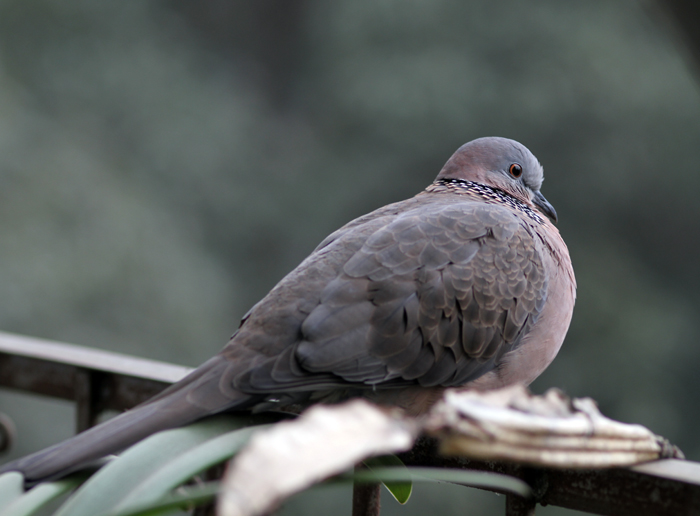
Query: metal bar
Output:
[[352, 465, 381, 516], [0, 330, 194, 431], [398, 438, 700, 516], [506, 495, 536, 516], [0, 413, 14, 453], [0, 353, 76, 400], [0, 331, 193, 414], [74, 369, 108, 433], [0, 331, 192, 383]]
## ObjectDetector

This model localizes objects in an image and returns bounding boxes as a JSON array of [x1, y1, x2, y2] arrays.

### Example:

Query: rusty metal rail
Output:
[[0, 330, 192, 432], [1, 330, 700, 515], [399, 438, 700, 516]]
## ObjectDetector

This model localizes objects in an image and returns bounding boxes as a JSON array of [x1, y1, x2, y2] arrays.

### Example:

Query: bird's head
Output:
[[436, 137, 558, 224]]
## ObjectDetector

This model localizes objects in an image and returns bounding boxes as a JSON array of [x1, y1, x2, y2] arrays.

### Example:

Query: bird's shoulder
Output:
[[315, 188, 541, 258]]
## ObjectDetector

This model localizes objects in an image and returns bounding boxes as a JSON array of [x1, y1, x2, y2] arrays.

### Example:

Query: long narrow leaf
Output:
[[345, 466, 531, 498], [0, 474, 87, 516], [0, 473, 23, 509], [363, 455, 412, 504], [111, 426, 266, 513], [104, 483, 220, 516], [53, 413, 281, 516], [105, 466, 530, 516]]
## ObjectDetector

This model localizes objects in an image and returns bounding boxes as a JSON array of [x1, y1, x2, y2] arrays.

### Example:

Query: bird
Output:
[[0, 136, 575, 484]]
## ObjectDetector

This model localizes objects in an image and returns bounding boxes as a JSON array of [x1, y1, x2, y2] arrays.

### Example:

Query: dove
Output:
[[0, 136, 575, 483]]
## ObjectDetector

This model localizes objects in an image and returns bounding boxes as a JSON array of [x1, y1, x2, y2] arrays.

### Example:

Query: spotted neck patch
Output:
[[427, 178, 545, 224]]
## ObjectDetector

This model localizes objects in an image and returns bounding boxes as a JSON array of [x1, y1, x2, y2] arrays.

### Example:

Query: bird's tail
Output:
[[0, 356, 257, 484]]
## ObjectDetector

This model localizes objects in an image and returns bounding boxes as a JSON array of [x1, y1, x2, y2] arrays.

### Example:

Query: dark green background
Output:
[[0, 1, 698, 514]]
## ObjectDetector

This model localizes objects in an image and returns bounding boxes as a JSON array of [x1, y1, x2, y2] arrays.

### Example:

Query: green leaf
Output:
[[0, 473, 87, 516], [0, 472, 24, 509], [363, 455, 412, 504], [347, 466, 531, 498], [110, 425, 264, 514], [53, 413, 281, 516], [103, 483, 220, 516]]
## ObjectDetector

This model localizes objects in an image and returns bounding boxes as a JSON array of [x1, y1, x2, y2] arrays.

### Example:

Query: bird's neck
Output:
[[425, 178, 545, 225]]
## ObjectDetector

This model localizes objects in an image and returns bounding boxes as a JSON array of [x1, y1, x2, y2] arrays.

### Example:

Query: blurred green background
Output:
[[0, 1, 699, 514]]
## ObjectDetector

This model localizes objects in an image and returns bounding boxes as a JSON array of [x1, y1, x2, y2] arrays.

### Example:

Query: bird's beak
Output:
[[532, 191, 558, 224]]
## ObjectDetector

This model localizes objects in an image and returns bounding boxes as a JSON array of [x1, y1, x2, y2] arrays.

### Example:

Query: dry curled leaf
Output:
[[425, 385, 682, 468], [217, 400, 417, 516]]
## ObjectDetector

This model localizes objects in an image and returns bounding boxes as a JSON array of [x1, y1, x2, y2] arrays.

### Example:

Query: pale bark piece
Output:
[[217, 400, 417, 516], [425, 385, 682, 468]]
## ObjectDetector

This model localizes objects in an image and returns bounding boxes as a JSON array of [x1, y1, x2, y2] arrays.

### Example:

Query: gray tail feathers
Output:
[[0, 396, 205, 484], [0, 357, 257, 484]]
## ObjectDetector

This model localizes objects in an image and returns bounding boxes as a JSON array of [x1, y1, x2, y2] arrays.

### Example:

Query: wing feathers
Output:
[[227, 197, 548, 394]]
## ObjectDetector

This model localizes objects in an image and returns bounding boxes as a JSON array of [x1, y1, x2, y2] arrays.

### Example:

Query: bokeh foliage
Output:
[[0, 1, 699, 514]]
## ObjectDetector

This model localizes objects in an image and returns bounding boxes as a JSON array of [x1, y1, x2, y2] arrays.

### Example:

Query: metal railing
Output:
[[0, 330, 699, 515], [0, 331, 192, 432]]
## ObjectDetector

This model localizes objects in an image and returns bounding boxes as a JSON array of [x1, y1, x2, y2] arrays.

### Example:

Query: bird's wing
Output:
[[229, 196, 548, 395]]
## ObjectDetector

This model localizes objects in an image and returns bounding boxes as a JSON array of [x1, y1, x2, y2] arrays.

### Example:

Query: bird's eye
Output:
[[509, 163, 523, 178]]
